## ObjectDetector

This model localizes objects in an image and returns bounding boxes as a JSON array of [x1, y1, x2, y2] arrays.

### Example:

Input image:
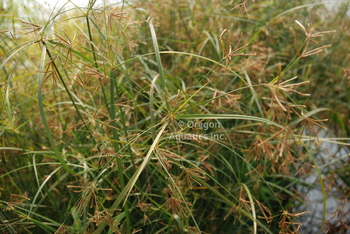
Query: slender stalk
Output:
[[110, 69, 130, 234]]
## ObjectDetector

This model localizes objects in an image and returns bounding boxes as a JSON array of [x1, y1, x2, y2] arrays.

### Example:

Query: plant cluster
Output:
[[0, 0, 349, 233]]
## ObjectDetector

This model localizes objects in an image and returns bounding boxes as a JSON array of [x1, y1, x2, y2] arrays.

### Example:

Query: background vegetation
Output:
[[1, 0, 349, 233]]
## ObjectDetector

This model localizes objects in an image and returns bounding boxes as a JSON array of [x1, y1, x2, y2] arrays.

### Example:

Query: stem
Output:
[[110, 69, 130, 234]]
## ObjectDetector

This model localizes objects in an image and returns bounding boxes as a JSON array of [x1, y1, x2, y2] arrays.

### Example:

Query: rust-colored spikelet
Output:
[[292, 109, 328, 144], [231, 0, 250, 17], [38, 57, 61, 89], [294, 7, 336, 58], [278, 210, 309, 234], [5, 193, 30, 211], [162, 187, 192, 218], [219, 30, 255, 75], [55, 223, 71, 234]]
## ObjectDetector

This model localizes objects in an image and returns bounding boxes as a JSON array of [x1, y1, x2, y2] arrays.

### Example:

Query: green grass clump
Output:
[[1, 0, 350, 233]]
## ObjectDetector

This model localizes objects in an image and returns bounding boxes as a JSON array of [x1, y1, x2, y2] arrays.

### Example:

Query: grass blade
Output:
[[149, 21, 166, 100]]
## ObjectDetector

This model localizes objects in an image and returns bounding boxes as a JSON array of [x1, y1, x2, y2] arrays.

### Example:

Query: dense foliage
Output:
[[1, 0, 349, 233]]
